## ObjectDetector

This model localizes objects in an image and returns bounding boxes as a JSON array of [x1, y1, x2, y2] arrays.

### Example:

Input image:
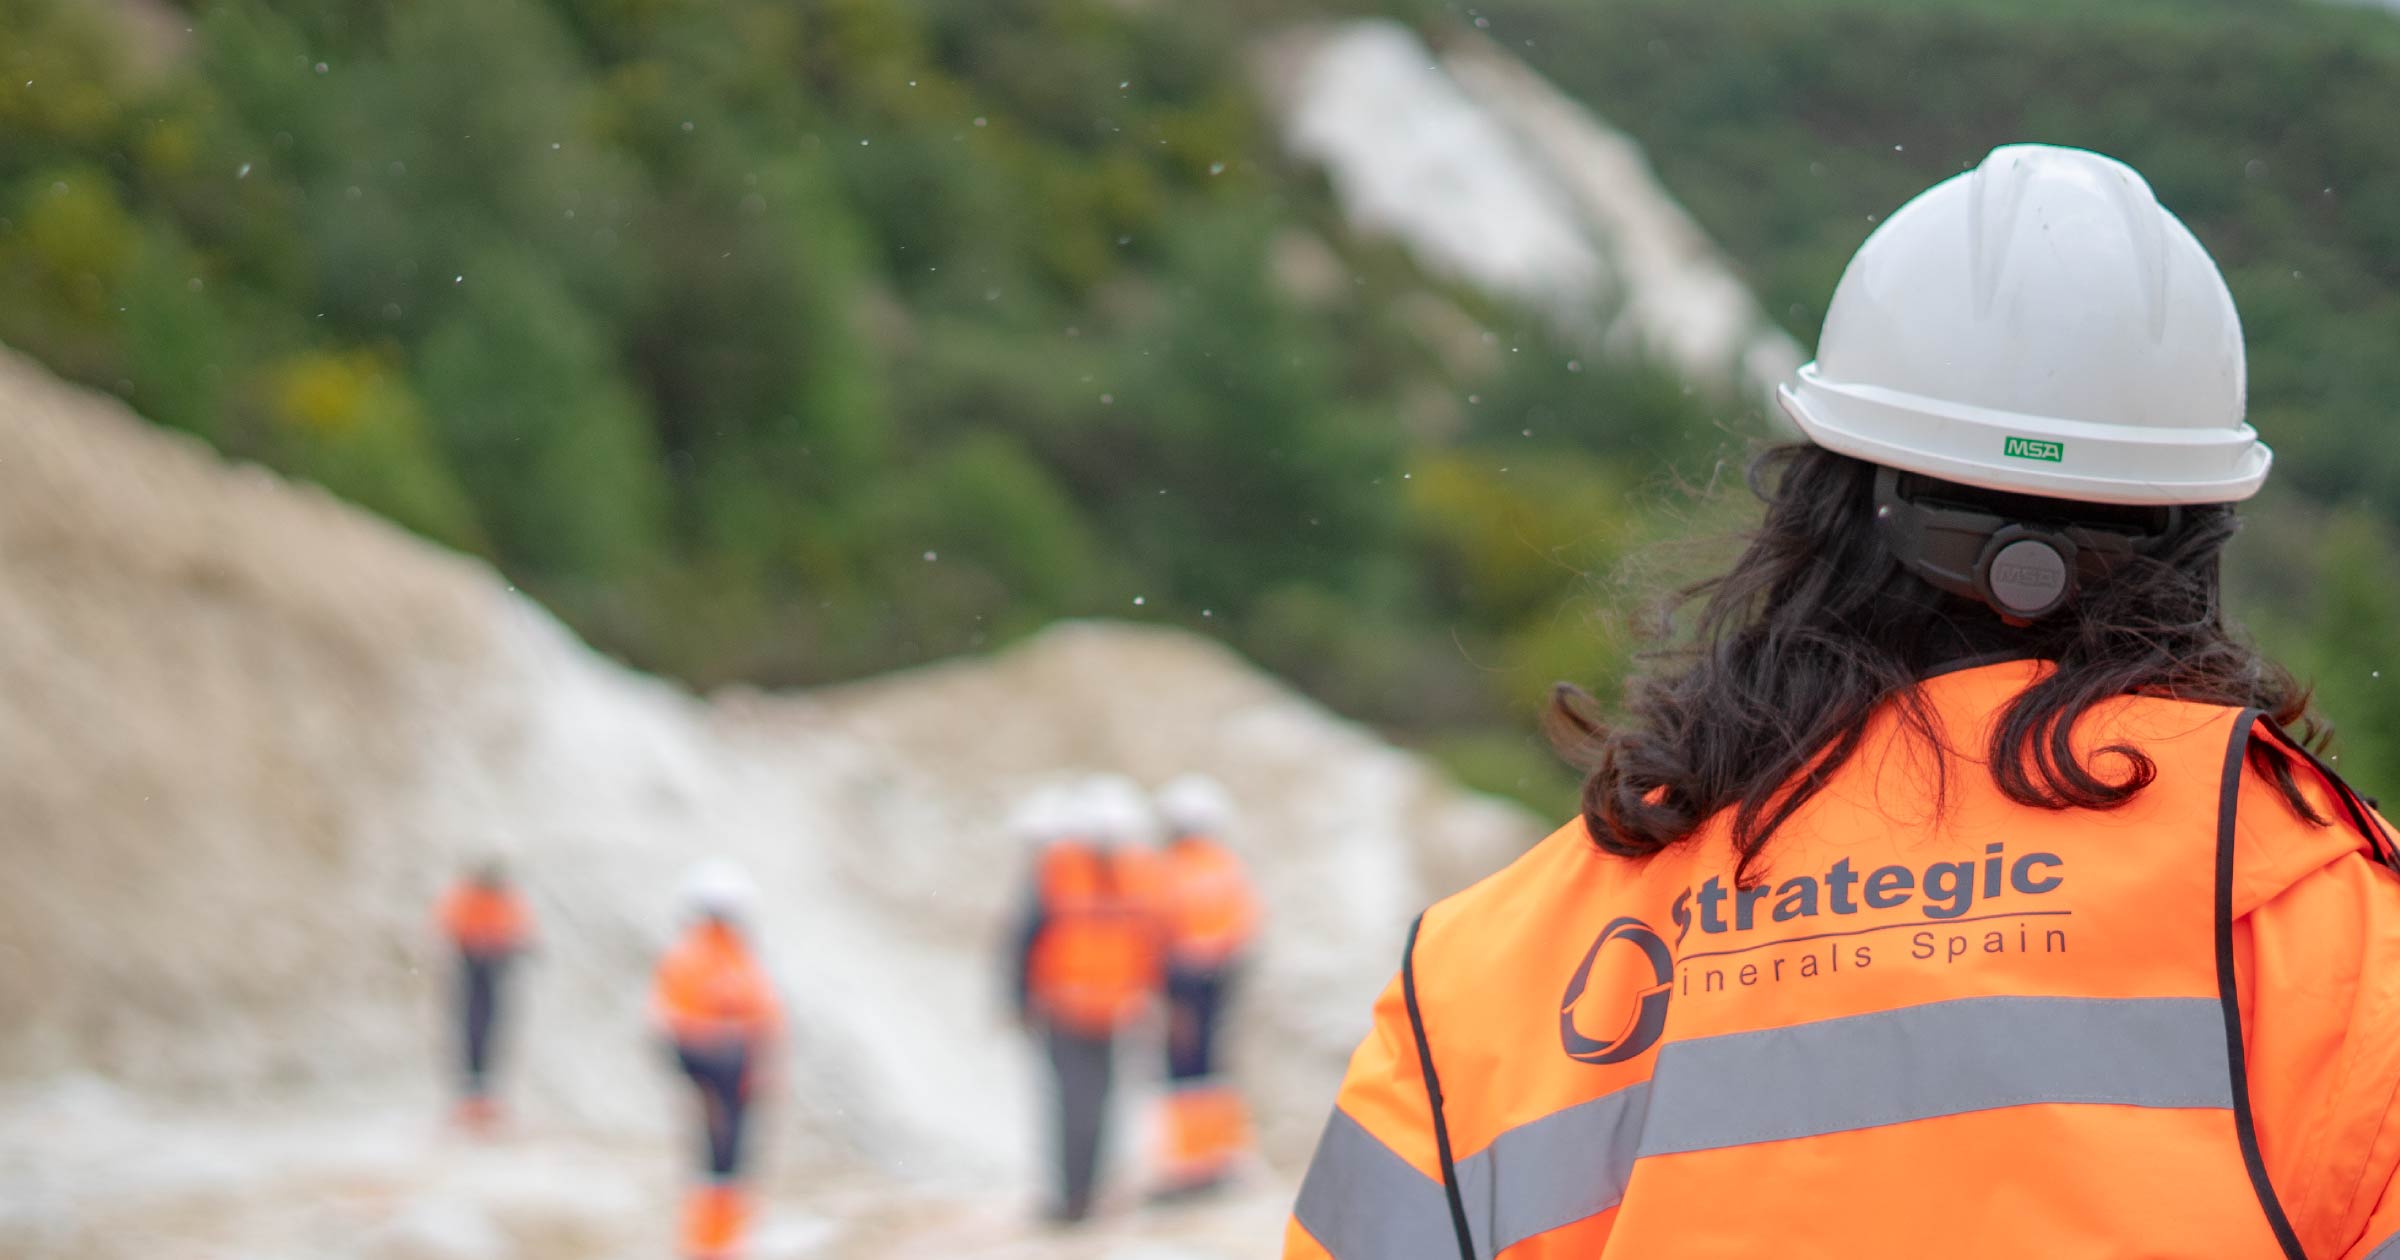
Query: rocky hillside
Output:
[[0, 343, 1539, 1257]]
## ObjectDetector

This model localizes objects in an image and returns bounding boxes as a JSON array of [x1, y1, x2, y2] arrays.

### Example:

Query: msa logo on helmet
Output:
[[2003, 436, 2065, 463], [1559, 917, 1673, 1065]]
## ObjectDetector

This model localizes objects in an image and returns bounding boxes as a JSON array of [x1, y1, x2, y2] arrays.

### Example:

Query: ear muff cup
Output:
[[1872, 465, 2174, 623], [1974, 527, 2077, 621]]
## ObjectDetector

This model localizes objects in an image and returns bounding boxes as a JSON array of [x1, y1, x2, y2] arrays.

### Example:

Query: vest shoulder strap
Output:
[[1403, 911, 1478, 1260], [2219, 711, 2309, 1260]]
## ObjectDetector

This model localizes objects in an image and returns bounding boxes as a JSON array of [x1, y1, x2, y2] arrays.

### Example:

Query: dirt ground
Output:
[[0, 1076, 1292, 1259]]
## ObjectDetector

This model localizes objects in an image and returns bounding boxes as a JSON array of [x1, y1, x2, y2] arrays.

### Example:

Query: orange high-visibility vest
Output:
[[1027, 841, 1166, 1036], [1162, 835, 1259, 971], [1289, 661, 2400, 1259], [653, 922, 782, 1048], [438, 882, 532, 957]]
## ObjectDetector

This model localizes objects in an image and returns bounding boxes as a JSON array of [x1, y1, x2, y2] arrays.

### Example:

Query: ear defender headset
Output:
[[1873, 466, 2179, 623]]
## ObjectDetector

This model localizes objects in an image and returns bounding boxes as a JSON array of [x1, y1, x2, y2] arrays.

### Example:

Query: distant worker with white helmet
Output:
[[1289, 145, 2400, 1259], [1151, 773, 1261, 1198], [1008, 775, 1168, 1223], [654, 859, 782, 1260]]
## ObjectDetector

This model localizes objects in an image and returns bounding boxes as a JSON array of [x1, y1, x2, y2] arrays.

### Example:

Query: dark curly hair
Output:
[[1549, 444, 2325, 886]]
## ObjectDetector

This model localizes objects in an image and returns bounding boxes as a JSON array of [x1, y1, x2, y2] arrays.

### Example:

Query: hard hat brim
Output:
[[1779, 366, 2270, 506]]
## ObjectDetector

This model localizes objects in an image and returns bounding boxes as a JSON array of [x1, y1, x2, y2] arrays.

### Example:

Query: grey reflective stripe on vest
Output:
[[1640, 994, 2230, 1157], [1455, 1080, 1651, 1254], [1293, 1108, 1464, 1260], [2367, 1229, 2400, 1260], [1295, 994, 2232, 1257]]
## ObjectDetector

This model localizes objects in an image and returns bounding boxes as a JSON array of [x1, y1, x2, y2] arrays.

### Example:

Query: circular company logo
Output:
[[1559, 916, 1674, 1065]]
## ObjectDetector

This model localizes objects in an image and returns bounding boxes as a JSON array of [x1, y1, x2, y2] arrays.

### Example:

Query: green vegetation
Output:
[[9, 0, 2400, 813], [0, 0, 1726, 819], [1475, 0, 2400, 792]]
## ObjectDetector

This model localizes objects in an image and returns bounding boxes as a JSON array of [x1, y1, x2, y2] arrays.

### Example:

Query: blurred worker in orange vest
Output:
[[1287, 146, 2400, 1259], [1009, 776, 1167, 1223], [653, 859, 782, 1260], [435, 859, 534, 1132], [1151, 774, 1260, 1198]]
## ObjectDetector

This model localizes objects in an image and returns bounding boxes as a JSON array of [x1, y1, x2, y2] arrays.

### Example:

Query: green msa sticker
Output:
[[2003, 436, 2064, 463]]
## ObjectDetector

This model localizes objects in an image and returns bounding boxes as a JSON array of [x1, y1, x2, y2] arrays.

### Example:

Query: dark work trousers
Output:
[[676, 1041, 753, 1180], [1045, 1026, 1117, 1221], [1165, 965, 1234, 1081], [458, 953, 508, 1095]]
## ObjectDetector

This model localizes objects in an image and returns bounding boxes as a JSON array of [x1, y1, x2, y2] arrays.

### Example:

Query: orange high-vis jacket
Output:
[[653, 922, 782, 1049], [1025, 841, 1167, 1036], [1162, 835, 1259, 971], [1288, 661, 2400, 1260], [438, 882, 532, 957]]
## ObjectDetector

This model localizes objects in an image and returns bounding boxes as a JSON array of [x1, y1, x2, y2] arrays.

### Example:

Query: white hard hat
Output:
[[1076, 774, 1156, 849], [1155, 774, 1235, 839], [1777, 144, 2267, 505], [680, 858, 755, 921]]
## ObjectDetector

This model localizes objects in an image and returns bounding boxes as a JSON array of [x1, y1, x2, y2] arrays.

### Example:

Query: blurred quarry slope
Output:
[[0, 344, 1537, 1256], [1266, 21, 1802, 400]]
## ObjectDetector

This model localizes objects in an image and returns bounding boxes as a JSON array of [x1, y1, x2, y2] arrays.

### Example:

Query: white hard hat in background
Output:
[[1076, 774, 1156, 849], [1778, 143, 2267, 505], [681, 858, 756, 922], [1155, 773, 1235, 839]]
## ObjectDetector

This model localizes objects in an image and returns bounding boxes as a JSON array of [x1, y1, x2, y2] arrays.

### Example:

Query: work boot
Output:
[[679, 1182, 748, 1260], [452, 1093, 501, 1135], [1153, 1081, 1249, 1199]]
